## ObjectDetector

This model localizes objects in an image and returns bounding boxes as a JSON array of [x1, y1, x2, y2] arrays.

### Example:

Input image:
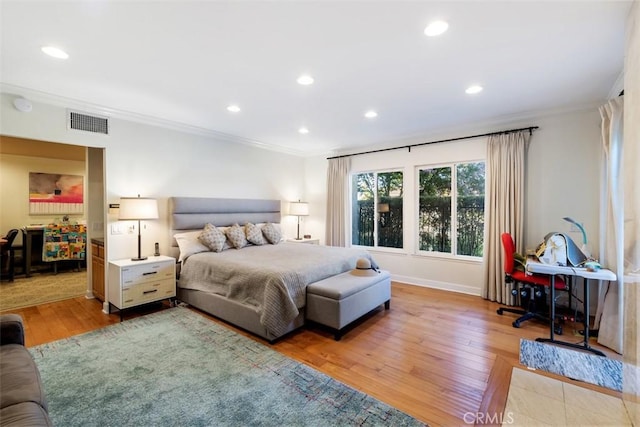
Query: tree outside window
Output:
[[418, 162, 485, 257], [351, 171, 403, 248]]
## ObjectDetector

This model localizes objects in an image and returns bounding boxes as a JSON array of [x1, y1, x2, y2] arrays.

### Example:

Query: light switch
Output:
[[111, 223, 123, 235]]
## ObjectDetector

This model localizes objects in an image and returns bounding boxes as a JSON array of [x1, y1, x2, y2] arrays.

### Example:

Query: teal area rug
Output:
[[31, 307, 424, 426]]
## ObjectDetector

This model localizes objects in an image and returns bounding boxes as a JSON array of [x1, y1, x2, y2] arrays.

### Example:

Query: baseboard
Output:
[[391, 274, 481, 296]]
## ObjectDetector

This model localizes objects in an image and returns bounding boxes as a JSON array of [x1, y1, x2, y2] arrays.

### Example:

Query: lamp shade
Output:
[[119, 197, 159, 220], [289, 201, 309, 216]]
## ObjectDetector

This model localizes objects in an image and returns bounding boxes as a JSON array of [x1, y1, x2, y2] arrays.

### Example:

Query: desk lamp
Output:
[[562, 217, 589, 256], [119, 195, 159, 261]]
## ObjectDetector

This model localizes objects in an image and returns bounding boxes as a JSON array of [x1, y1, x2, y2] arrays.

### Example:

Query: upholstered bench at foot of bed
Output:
[[306, 270, 391, 340]]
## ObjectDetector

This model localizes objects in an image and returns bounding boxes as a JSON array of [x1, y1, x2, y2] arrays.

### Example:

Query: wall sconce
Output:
[[118, 195, 158, 261], [289, 200, 309, 240]]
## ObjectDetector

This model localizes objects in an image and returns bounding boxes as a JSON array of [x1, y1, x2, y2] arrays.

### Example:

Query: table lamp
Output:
[[289, 201, 309, 240], [119, 195, 159, 261]]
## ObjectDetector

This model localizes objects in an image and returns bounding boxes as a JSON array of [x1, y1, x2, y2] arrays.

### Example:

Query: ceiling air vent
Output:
[[69, 111, 109, 135]]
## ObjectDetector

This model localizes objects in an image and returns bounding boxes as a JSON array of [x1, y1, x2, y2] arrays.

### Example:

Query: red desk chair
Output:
[[497, 232, 566, 333]]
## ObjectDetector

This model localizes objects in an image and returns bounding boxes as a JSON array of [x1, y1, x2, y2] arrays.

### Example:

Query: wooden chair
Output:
[[0, 229, 19, 282]]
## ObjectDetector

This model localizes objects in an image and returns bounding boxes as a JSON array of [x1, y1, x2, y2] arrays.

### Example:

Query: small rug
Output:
[[0, 270, 86, 312], [31, 306, 425, 426], [519, 339, 622, 391]]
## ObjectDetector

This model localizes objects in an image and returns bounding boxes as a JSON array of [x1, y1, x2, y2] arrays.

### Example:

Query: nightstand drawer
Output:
[[122, 279, 175, 308], [121, 261, 174, 286]]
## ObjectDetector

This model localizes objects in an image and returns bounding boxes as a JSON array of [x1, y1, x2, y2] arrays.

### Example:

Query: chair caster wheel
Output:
[[554, 326, 563, 335], [512, 321, 521, 328], [497, 309, 503, 315]]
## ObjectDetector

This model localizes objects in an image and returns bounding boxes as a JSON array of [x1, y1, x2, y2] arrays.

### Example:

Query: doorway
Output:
[[0, 135, 105, 312]]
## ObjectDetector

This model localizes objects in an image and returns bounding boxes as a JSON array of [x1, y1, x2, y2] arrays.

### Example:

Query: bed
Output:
[[169, 197, 374, 342]]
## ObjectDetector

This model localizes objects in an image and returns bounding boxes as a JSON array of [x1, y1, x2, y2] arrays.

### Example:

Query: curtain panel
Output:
[[483, 131, 531, 303], [595, 97, 625, 354], [325, 157, 351, 247]]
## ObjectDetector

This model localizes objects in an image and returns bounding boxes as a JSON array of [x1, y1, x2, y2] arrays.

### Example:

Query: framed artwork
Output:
[[29, 172, 84, 215]]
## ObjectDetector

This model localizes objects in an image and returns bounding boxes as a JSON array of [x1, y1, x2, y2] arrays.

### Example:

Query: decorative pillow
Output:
[[174, 230, 210, 262], [245, 222, 267, 246], [262, 222, 282, 245], [225, 223, 248, 249], [198, 223, 227, 252]]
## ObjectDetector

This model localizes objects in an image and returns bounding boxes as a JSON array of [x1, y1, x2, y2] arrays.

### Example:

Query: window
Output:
[[351, 171, 403, 248], [418, 162, 485, 257]]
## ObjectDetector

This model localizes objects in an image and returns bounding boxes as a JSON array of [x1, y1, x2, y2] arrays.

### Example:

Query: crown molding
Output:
[[0, 83, 307, 158]]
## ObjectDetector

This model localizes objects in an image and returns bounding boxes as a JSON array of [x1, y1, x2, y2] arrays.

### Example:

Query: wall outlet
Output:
[[127, 224, 136, 234]]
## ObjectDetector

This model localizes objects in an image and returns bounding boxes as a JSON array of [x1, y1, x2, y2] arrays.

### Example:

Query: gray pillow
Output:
[[225, 223, 248, 249], [198, 223, 227, 252], [262, 222, 281, 245], [245, 222, 267, 245]]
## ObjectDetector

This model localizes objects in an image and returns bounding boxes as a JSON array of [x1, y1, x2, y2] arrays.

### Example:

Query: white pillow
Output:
[[174, 230, 209, 262]]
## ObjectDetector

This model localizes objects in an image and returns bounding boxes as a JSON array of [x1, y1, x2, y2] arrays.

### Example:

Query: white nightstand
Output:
[[108, 255, 176, 320], [286, 238, 320, 245]]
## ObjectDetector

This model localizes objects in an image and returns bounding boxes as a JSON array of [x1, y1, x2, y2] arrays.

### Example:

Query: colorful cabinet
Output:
[[42, 224, 87, 262]]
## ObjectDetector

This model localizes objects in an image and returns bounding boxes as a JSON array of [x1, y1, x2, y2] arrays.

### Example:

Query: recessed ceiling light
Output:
[[226, 104, 241, 113], [465, 85, 483, 94], [297, 75, 314, 85], [41, 46, 69, 59], [424, 20, 449, 37], [298, 127, 309, 134], [364, 110, 378, 119]]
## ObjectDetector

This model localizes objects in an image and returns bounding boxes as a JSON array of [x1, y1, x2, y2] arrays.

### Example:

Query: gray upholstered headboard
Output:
[[168, 197, 281, 259]]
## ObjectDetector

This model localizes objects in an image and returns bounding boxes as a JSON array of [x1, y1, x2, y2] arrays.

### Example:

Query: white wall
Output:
[[0, 92, 306, 266], [305, 108, 603, 295]]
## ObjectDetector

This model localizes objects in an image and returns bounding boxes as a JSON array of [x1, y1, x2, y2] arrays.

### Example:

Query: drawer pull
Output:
[[143, 271, 158, 276], [143, 289, 158, 295]]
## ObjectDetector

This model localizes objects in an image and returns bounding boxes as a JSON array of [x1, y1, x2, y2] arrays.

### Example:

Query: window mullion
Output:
[[451, 164, 457, 256], [373, 172, 378, 248]]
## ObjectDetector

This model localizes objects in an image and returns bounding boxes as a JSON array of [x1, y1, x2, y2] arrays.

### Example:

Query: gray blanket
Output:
[[178, 243, 374, 336]]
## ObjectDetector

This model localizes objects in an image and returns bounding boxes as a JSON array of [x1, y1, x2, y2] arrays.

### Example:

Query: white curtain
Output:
[[325, 157, 351, 247], [483, 131, 531, 303], [595, 97, 625, 354]]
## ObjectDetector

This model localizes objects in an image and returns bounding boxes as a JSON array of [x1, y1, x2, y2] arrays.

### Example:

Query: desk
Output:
[[526, 261, 616, 357]]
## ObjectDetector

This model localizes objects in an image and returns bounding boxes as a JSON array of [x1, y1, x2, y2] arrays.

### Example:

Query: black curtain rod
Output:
[[326, 126, 539, 160]]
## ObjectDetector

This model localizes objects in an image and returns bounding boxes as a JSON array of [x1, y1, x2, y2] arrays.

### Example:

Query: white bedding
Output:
[[177, 242, 374, 336]]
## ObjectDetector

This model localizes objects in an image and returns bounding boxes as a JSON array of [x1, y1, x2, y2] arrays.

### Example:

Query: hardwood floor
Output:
[[4, 282, 619, 426]]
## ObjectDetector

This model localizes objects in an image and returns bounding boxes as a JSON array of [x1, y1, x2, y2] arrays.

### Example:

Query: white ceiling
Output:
[[0, 1, 631, 157]]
